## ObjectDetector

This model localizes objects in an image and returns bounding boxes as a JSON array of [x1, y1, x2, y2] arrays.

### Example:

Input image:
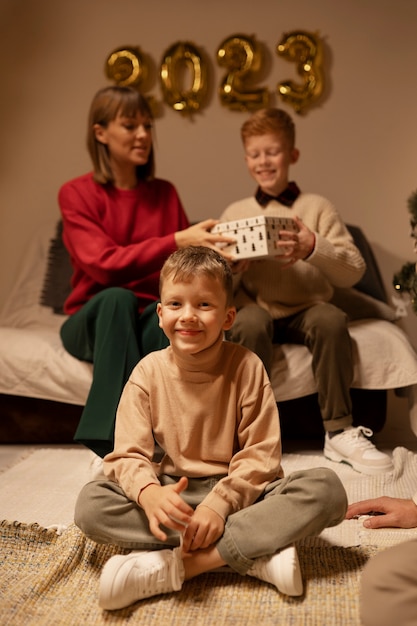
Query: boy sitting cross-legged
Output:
[[74, 245, 347, 610]]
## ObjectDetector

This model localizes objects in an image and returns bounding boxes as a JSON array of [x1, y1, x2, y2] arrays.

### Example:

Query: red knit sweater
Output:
[[58, 173, 189, 314]]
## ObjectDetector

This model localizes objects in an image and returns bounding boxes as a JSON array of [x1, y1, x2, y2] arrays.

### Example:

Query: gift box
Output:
[[212, 216, 298, 260]]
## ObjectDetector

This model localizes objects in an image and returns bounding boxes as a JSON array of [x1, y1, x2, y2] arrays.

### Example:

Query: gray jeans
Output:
[[75, 467, 347, 575]]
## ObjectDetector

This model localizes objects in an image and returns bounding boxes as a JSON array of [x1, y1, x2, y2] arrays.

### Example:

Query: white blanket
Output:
[[2, 220, 417, 407]]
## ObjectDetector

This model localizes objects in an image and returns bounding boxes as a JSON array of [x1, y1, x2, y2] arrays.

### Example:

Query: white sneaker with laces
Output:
[[324, 426, 393, 475], [248, 545, 303, 596], [98, 547, 184, 610]]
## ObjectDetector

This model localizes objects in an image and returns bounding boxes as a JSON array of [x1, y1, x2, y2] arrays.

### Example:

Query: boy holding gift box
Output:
[[220, 107, 392, 475]]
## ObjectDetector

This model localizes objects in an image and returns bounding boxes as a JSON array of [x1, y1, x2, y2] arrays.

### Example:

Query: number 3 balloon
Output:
[[277, 31, 324, 114]]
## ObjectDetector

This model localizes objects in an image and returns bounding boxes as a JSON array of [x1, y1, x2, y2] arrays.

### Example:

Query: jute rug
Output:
[[0, 521, 378, 626], [1, 446, 417, 625]]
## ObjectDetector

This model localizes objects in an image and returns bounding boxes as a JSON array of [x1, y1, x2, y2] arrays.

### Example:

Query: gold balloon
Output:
[[217, 34, 269, 111], [105, 46, 147, 88], [160, 41, 207, 114], [276, 31, 324, 114]]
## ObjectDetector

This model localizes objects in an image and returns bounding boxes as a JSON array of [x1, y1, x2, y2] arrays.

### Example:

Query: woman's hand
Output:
[[346, 496, 417, 529], [175, 219, 236, 260]]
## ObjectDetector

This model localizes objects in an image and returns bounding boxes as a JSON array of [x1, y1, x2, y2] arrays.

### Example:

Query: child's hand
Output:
[[275, 215, 315, 266], [139, 476, 194, 542], [182, 505, 225, 552]]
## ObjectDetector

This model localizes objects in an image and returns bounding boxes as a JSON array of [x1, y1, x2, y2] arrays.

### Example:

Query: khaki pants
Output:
[[227, 302, 353, 432], [75, 467, 347, 575]]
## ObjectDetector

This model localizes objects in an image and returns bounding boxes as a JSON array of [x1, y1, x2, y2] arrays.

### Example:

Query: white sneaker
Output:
[[324, 426, 393, 475], [98, 548, 184, 610], [88, 452, 106, 480], [248, 545, 303, 596]]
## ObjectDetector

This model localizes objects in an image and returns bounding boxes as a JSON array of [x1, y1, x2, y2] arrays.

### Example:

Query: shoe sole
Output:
[[324, 447, 393, 476], [275, 546, 303, 596], [253, 546, 303, 596]]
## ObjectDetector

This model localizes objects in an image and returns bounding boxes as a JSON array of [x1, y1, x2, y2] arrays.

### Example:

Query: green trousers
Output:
[[60, 288, 169, 457]]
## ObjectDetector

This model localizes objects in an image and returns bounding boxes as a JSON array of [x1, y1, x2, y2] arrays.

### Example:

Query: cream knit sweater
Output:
[[103, 335, 283, 521], [220, 193, 366, 319]]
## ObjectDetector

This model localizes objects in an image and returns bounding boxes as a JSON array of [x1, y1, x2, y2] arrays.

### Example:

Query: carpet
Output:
[[0, 521, 377, 626], [0, 447, 94, 529], [1, 446, 417, 625]]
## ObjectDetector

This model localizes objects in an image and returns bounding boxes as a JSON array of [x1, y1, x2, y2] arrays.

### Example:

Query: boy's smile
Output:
[[244, 132, 299, 197], [157, 274, 235, 356]]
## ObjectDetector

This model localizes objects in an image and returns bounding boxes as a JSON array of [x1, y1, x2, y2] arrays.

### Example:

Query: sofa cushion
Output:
[[40, 221, 72, 314]]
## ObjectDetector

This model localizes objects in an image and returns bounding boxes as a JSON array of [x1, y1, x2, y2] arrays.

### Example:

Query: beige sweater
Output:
[[220, 193, 366, 319], [103, 336, 283, 521]]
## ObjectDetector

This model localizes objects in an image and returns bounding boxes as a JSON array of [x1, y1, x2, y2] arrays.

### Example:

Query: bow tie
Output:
[[255, 181, 300, 208]]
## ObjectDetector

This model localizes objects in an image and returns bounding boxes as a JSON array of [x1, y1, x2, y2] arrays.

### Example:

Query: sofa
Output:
[[2, 219, 417, 444]]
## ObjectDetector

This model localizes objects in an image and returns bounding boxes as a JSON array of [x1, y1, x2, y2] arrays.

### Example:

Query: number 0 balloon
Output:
[[160, 41, 207, 114]]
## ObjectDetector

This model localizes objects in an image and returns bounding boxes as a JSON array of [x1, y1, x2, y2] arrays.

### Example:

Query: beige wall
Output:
[[1, 0, 417, 443]]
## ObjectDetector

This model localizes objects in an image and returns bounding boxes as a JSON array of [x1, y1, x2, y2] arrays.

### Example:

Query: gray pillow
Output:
[[40, 221, 72, 314]]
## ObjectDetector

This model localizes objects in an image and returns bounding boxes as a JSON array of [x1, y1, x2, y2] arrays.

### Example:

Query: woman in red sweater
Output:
[[59, 85, 232, 458]]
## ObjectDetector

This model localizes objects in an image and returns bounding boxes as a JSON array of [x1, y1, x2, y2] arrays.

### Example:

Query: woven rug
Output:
[[1, 446, 417, 625], [0, 521, 378, 626]]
